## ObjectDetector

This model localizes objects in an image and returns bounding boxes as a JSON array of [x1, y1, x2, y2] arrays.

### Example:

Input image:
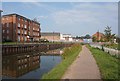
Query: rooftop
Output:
[[2, 13, 40, 25], [41, 32, 60, 36]]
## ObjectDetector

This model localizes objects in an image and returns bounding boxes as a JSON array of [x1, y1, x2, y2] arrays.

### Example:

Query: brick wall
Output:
[[2, 14, 41, 42]]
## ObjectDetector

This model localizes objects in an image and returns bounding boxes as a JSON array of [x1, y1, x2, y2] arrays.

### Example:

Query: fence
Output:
[[90, 44, 119, 57]]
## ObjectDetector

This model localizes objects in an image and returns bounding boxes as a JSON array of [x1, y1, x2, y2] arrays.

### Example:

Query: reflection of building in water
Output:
[[2, 53, 40, 78]]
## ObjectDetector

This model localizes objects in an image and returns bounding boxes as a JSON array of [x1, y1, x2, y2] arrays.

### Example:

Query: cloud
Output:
[[3, 2, 117, 36], [38, 16, 48, 19], [48, 2, 118, 35]]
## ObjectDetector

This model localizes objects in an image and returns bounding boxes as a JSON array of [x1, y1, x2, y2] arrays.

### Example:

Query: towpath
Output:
[[62, 45, 101, 79]]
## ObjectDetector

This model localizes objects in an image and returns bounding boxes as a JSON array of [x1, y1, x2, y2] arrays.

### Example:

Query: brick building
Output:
[[41, 32, 60, 42], [92, 31, 105, 41], [2, 14, 41, 42]]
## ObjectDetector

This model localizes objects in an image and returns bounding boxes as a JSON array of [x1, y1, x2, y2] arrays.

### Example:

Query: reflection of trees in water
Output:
[[2, 53, 40, 78]]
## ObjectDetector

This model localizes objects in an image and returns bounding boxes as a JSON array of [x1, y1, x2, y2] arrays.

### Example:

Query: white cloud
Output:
[[49, 2, 118, 35]]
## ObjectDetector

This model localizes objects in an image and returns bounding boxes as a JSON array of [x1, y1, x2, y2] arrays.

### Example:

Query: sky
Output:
[[1, 2, 118, 36]]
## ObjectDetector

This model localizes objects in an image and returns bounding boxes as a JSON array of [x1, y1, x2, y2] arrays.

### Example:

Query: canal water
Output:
[[2, 49, 63, 79]]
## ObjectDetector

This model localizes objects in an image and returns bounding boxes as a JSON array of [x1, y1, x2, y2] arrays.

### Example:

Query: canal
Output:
[[2, 49, 63, 79]]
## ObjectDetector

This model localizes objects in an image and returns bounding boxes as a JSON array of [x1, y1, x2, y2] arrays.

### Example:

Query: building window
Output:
[[28, 32, 30, 35], [25, 64, 27, 68], [18, 23, 20, 27], [18, 60, 21, 63], [18, 30, 20, 34], [25, 37, 27, 41], [24, 25, 27, 28], [6, 23, 9, 27], [24, 31, 27, 34], [18, 17, 20, 21], [18, 35, 20, 42], [37, 29, 39, 31], [29, 26, 30, 30], [7, 30, 9, 34], [24, 19, 27, 23]]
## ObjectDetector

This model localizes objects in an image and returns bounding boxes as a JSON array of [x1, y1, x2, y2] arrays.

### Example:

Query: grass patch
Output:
[[88, 45, 119, 81], [41, 44, 82, 80], [103, 43, 119, 50]]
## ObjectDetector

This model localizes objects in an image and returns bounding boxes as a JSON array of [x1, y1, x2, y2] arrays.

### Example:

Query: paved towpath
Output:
[[62, 45, 101, 79]]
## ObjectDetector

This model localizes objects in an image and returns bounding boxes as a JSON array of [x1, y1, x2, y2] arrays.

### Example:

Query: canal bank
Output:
[[42, 44, 82, 79], [2, 43, 81, 80], [2, 43, 73, 56]]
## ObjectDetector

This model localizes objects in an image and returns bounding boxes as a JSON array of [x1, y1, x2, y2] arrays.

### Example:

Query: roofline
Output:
[[41, 32, 60, 34], [2, 13, 40, 25]]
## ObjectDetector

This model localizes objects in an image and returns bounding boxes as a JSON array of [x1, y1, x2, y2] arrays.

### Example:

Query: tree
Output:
[[104, 26, 115, 42], [85, 34, 91, 39], [92, 36, 97, 42]]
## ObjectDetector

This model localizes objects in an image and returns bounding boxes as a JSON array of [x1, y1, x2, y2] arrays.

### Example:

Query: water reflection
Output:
[[2, 49, 62, 79], [2, 53, 40, 78]]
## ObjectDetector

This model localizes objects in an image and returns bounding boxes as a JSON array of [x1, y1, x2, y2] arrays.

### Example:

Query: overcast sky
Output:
[[2, 2, 118, 36]]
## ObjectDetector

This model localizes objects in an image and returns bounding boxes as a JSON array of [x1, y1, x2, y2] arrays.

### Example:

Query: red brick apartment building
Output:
[[2, 14, 41, 42]]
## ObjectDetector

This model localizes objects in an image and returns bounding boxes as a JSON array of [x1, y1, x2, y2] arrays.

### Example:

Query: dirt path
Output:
[[62, 45, 101, 79]]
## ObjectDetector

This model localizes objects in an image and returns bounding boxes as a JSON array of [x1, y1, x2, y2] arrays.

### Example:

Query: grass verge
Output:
[[41, 44, 82, 80], [88, 45, 119, 81], [103, 43, 119, 50]]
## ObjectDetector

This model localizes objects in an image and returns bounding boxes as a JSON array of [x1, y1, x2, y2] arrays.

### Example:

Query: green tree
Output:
[[104, 26, 115, 42], [85, 34, 91, 39], [92, 36, 97, 42]]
